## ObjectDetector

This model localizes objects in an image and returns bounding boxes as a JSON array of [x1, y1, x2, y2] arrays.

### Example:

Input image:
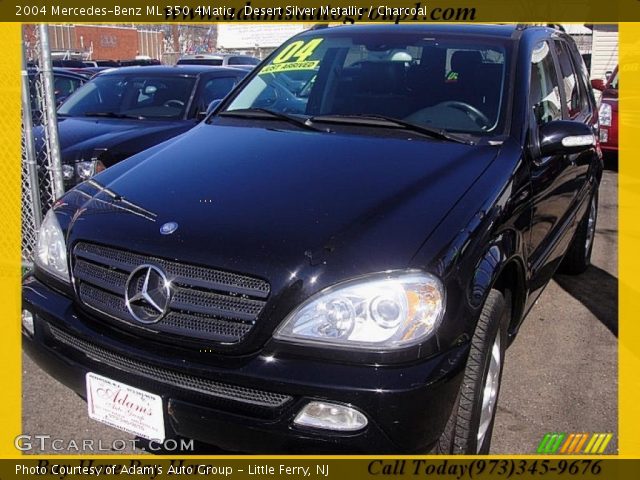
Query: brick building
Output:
[[24, 24, 163, 62]]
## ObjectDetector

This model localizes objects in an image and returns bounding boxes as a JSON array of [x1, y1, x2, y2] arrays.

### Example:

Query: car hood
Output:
[[35, 116, 193, 167], [66, 123, 499, 293]]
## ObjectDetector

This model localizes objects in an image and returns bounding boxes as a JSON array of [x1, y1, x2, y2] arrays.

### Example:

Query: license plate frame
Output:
[[86, 372, 165, 442]]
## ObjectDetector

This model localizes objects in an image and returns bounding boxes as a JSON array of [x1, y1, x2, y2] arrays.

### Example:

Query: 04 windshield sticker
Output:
[[259, 38, 324, 74]]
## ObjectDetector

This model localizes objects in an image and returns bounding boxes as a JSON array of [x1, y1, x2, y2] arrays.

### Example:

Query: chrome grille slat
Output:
[[171, 288, 264, 321], [80, 283, 130, 318], [163, 311, 253, 341], [49, 325, 291, 408], [74, 259, 128, 296], [79, 284, 253, 342], [75, 242, 270, 298], [72, 242, 269, 344]]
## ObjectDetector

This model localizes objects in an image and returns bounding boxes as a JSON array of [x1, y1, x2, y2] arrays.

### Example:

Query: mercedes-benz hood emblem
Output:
[[160, 222, 179, 235]]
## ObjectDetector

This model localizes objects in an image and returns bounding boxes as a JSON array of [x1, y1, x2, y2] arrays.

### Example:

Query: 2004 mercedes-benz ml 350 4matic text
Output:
[[23, 24, 602, 454]]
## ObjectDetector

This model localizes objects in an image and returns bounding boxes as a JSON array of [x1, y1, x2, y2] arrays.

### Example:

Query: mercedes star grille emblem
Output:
[[125, 264, 172, 324]]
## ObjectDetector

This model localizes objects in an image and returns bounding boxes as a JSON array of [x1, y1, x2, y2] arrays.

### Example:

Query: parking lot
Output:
[[22, 166, 618, 455], [493, 164, 618, 454]]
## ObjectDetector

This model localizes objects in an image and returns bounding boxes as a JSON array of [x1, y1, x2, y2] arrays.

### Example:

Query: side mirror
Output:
[[206, 99, 222, 116], [605, 70, 612, 81], [198, 99, 222, 120], [591, 78, 606, 91], [539, 120, 595, 157]]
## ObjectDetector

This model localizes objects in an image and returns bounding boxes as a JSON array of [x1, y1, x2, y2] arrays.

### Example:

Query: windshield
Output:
[[222, 31, 511, 134], [58, 74, 197, 119]]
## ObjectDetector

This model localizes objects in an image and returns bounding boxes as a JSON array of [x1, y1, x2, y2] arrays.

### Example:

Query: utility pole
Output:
[[172, 24, 180, 55]]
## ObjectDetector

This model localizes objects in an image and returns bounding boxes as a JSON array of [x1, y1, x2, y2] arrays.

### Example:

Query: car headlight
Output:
[[599, 102, 612, 127], [76, 159, 106, 181], [274, 271, 444, 350], [35, 209, 69, 282], [62, 164, 75, 181]]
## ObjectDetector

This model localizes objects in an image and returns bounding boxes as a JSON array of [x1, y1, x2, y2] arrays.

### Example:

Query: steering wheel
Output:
[[163, 99, 185, 108], [437, 101, 492, 130], [255, 79, 306, 114]]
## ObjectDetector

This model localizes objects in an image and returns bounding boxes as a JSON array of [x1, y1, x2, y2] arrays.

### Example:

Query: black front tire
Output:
[[562, 190, 598, 275], [434, 289, 509, 454]]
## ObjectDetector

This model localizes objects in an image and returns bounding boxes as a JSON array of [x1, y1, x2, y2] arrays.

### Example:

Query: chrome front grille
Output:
[[72, 242, 269, 343], [49, 324, 291, 408]]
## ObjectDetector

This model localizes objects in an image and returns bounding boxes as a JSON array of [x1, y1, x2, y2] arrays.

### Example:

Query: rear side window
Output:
[[554, 40, 588, 119], [177, 58, 224, 66], [530, 41, 562, 125], [228, 56, 260, 66]]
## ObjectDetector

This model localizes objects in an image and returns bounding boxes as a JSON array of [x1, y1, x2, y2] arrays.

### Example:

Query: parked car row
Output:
[[30, 54, 260, 83], [52, 58, 161, 71], [24, 24, 603, 454], [592, 66, 618, 156], [31, 65, 250, 188], [177, 53, 261, 67], [55, 55, 263, 69], [27, 67, 89, 123], [38, 53, 615, 193]]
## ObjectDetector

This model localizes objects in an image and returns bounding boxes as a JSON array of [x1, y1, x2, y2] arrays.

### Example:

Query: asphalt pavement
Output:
[[492, 165, 618, 454], [22, 167, 618, 455]]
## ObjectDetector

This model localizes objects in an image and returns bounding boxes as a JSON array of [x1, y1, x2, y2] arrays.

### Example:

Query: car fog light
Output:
[[294, 401, 368, 431], [62, 165, 75, 181], [22, 309, 35, 336]]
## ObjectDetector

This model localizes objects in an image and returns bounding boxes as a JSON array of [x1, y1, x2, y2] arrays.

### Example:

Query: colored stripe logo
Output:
[[537, 433, 613, 454]]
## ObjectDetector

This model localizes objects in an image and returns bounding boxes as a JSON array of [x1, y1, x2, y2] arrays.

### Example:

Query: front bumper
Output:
[[23, 275, 466, 453]]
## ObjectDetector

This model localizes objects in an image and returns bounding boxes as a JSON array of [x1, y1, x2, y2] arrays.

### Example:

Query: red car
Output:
[[592, 66, 618, 154]]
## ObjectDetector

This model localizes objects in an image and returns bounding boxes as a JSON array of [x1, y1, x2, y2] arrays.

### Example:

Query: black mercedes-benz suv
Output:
[[23, 24, 602, 454]]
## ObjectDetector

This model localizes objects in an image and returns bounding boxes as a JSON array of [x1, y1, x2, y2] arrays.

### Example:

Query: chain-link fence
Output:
[[20, 119, 41, 267], [22, 25, 64, 267]]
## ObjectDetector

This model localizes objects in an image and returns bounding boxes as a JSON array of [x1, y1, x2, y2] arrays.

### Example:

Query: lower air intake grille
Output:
[[49, 324, 292, 408]]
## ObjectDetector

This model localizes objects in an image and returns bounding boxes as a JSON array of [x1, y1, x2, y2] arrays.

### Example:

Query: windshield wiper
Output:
[[83, 112, 146, 120], [218, 108, 328, 132], [308, 114, 474, 145]]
